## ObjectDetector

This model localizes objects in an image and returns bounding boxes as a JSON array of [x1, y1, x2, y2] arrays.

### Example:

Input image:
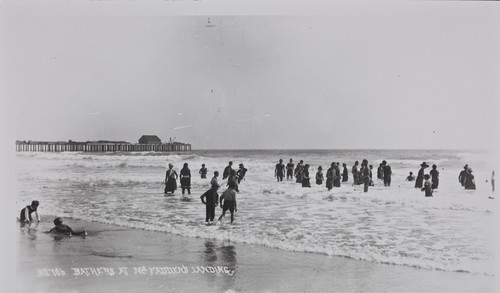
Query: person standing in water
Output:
[[295, 160, 304, 184], [20, 200, 40, 225], [342, 163, 349, 183], [164, 163, 178, 194], [200, 171, 220, 223], [179, 163, 192, 195], [236, 163, 247, 184], [316, 166, 324, 185], [464, 168, 476, 190], [199, 164, 208, 179], [377, 163, 384, 180], [326, 163, 335, 191], [211, 171, 220, 191], [286, 159, 295, 180], [458, 165, 468, 187], [415, 162, 429, 188], [217, 181, 237, 224], [333, 162, 341, 187], [275, 159, 285, 182], [430, 164, 439, 190], [352, 161, 360, 185], [223, 161, 233, 180], [383, 161, 392, 187], [361, 159, 370, 192], [227, 170, 239, 192], [491, 171, 495, 193], [200, 189, 219, 223], [368, 164, 374, 186], [421, 174, 433, 197], [302, 164, 311, 187]]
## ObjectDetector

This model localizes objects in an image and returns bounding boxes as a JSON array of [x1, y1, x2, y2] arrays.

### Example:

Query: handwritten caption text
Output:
[[37, 266, 235, 278]]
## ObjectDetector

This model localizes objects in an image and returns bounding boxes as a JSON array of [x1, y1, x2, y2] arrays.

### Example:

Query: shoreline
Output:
[[16, 217, 497, 293], [46, 215, 498, 277]]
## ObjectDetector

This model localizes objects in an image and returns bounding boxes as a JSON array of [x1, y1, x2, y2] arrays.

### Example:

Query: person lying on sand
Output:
[[49, 217, 87, 236]]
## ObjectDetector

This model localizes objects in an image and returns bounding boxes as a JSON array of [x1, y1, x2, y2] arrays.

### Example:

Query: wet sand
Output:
[[15, 217, 497, 293]]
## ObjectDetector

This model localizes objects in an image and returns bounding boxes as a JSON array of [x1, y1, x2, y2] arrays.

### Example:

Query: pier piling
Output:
[[15, 140, 192, 153]]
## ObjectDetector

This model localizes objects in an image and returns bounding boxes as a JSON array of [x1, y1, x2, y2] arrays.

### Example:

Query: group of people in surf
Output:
[[411, 162, 441, 197], [19, 159, 493, 234], [275, 158, 493, 197], [413, 162, 489, 197], [275, 158, 382, 193], [164, 161, 248, 196], [164, 161, 248, 224], [406, 161, 493, 195]]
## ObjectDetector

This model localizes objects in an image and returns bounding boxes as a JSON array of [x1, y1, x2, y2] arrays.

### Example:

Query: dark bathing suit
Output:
[[276, 164, 285, 181], [286, 163, 294, 179], [20, 205, 37, 222], [201, 189, 219, 222]]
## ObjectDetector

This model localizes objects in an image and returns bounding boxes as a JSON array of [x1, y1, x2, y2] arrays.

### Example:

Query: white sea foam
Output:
[[14, 150, 497, 275]]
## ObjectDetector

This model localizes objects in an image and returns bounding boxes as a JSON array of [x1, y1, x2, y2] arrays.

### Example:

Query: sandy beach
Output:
[[4, 0, 500, 291], [15, 217, 497, 293]]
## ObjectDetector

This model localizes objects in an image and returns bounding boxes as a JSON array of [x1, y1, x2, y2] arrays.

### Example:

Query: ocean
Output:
[[15, 149, 497, 276]]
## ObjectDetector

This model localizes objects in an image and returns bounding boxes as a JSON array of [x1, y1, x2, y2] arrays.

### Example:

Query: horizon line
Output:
[[191, 148, 494, 152]]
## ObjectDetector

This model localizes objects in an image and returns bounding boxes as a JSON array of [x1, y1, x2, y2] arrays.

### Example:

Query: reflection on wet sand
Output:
[[20, 222, 39, 239], [202, 239, 237, 292]]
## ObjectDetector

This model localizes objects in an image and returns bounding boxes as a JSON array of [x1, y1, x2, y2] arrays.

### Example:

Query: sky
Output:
[[1, 1, 499, 150]]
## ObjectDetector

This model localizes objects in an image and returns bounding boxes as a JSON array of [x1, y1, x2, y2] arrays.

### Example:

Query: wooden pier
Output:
[[15, 140, 192, 153]]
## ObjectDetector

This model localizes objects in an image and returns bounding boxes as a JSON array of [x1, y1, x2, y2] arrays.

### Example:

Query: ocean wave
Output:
[[37, 180, 495, 276], [15, 149, 496, 276], [59, 212, 494, 276]]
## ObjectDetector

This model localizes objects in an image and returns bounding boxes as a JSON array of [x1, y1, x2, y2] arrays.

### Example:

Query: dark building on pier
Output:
[[138, 135, 162, 144]]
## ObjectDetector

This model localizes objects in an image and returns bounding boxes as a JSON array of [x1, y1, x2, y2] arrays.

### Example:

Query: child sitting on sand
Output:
[[49, 217, 87, 236], [421, 174, 433, 197]]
